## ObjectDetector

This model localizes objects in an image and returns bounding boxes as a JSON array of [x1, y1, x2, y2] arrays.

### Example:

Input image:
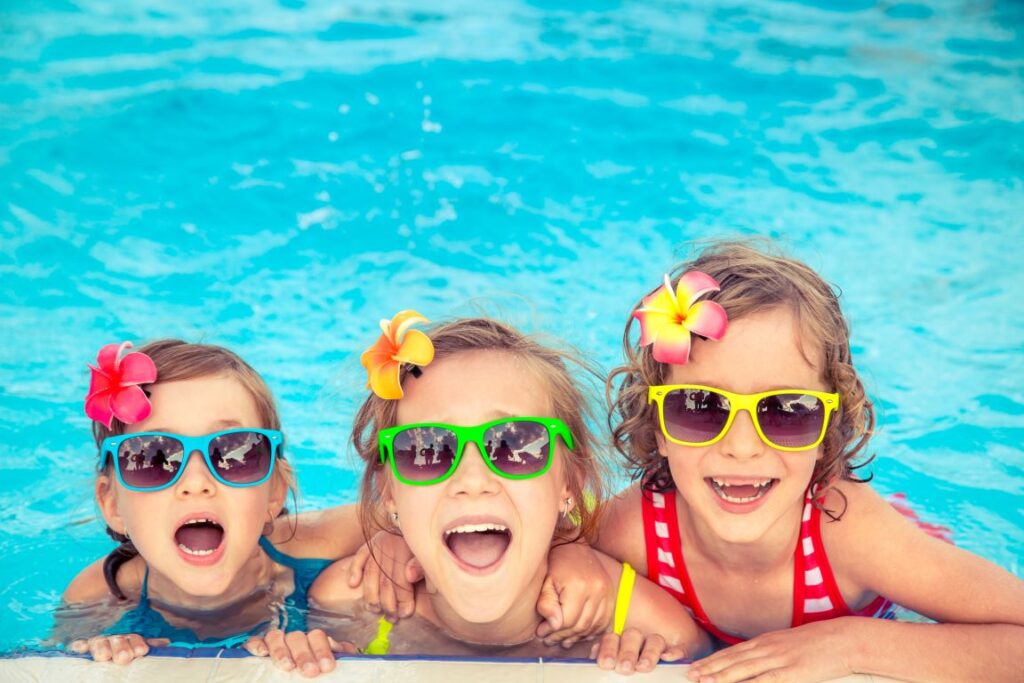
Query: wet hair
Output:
[[608, 240, 874, 519], [91, 339, 297, 599], [351, 318, 609, 556]]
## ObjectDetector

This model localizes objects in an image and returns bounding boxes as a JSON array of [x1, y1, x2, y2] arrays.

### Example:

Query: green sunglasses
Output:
[[378, 417, 574, 486]]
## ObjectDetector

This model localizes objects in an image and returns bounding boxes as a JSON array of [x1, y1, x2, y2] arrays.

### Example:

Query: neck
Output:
[[416, 557, 548, 647], [676, 491, 802, 572], [145, 541, 276, 613]]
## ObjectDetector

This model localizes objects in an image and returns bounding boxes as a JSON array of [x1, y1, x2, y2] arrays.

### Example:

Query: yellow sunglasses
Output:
[[648, 384, 839, 452]]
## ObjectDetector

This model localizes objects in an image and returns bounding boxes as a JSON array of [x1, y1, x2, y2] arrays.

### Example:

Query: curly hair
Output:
[[608, 240, 874, 518], [351, 317, 609, 549], [91, 339, 297, 598]]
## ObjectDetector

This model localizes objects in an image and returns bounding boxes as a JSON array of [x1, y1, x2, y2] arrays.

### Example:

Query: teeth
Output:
[[711, 478, 773, 488], [444, 523, 509, 536], [178, 544, 215, 556], [183, 518, 216, 526]]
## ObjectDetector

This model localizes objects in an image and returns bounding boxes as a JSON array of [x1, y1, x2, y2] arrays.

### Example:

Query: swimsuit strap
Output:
[[613, 562, 636, 636]]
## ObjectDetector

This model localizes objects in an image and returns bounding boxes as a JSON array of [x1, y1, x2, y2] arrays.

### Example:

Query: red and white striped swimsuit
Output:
[[641, 486, 893, 644]]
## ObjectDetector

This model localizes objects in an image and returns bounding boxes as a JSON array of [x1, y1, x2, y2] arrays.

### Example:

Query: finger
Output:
[[566, 595, 599, 640], [556, 583, 585, 634], [328, 636, 359, 655], [125, 633, 149, 658], [243, 636, 269, 657], [264, 629, 295, 672], [661, 645, 686, 663], [636, 633, 666, 672], [689, 640, 759, 678], [695, 656, 786, 683], [404, 557, 424, 584], [307, 629, 337, 673], [145, 638, 170, 647], [111, 634, 138, 665], [595, 632, 620, 670], [615, 627, 645, 675], [535, 577, 563, 638], [379, 567, 400, 619], [69, 639, 88, 654], [284, 631, 320, 678], [348, 543, 371, 587], [89, 637, 113, 663], [362, 558, 382, 613]]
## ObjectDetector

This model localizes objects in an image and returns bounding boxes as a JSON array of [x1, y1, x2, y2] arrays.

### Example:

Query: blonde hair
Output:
[[92, 339, 297, 597], [608, 241, 874, 515], [351, 318, 608, 547]]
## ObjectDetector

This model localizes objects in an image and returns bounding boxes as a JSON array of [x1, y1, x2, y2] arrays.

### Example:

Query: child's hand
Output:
[[535, 542, 613, 647], [591, 627, 686, 675], [346, 531, 423, 619], [68, 634, 169, 664], [244, 629, 356, 678], [686, 618, 862, 683]]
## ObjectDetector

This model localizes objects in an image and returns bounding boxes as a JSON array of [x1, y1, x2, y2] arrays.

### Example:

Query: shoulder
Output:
[[309, 556, 363, 610], [595, 484, 649, 571], [63, 555, 144, 604], [269, 504, 364, 560]]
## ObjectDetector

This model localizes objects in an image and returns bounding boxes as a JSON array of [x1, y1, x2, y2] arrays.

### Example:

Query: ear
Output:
[[95, 473, 125, 535], [655, 430, 668, 458], [267, 473, 288, 519], [382, 477, 397, 516]]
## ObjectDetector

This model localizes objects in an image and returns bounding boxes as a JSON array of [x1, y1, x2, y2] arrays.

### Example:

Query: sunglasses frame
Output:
[[99, 429, 283, 492], [648, 384, 839, 452], [378, 416, 574, 486]]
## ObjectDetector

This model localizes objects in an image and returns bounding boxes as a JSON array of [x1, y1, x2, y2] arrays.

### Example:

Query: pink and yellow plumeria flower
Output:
[[634, 271, 728, 364], [360, 310, 435, 400], [85, 342, 158, 428]]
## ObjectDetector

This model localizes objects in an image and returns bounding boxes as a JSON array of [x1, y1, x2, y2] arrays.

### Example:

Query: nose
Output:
[[174, 449, 216, 497], [446, 442, 500, 497], [718, 408, 766, 460]]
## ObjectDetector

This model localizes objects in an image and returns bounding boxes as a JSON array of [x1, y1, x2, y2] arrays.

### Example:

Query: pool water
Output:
[[1, 0, 1022, 653]]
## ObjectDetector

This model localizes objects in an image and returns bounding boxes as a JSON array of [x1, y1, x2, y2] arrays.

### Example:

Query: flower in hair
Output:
[[634, 271, 728, 364], [360, 310, 435, 400], [85, 342, 158, 428]]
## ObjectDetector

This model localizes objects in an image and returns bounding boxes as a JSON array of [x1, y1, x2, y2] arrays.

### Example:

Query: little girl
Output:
[[580, 241, 1024, 682], [57, 340, 366, 674], [254, 316, 711, 675]]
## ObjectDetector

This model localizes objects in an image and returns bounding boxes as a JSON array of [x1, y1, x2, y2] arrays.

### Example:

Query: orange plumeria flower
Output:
[[360, 310, 435, 399]]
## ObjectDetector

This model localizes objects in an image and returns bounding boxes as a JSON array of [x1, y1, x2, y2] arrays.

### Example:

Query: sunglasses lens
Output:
[[391, 427, 458, 482], [757, 394, 826, 449], [209, 431, 275, 485], [662, 388, 731, 443], [116, 435, 185, 489], [483, 421, 550, 476]]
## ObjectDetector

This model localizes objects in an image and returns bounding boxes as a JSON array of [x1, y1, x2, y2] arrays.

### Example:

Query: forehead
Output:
[[668, 307, 826, 391], [396, 350, 554, 424], [140, 374, 261, 428]]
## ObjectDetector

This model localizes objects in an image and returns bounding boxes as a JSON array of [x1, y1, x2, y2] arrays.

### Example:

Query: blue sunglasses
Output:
[[99, 429, 282, 492]]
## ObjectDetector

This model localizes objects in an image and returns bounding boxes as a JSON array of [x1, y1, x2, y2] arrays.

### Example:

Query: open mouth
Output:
[[174, 517, 225, 557], [707, 477, 777, 504], [443, 523, 512, 571]]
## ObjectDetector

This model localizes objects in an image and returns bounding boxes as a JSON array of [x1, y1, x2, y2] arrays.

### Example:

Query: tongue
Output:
[[722, 484, 760, 498], [175, 523, 224, 552], [447, 531, 510, 569]]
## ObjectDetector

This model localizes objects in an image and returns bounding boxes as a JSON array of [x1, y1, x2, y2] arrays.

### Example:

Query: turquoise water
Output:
[[1, 0, 1022, 652]]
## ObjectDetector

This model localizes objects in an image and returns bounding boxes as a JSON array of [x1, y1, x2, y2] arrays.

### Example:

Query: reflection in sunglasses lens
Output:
[[392, 427, 458, 482], [485, 421, 549, 475], [210, 431, 273, 484], [117, 435, 184, 488], [758, 394, 825, 448], [664, 388, 731, 443]]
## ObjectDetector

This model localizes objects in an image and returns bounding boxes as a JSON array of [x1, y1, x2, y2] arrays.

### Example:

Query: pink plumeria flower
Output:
[[84, 342, 157, 428], [634, 271, 728, 364]]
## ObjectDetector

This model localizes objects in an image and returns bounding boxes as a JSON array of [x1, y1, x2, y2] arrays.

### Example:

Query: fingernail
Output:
[[134, 646, 146, 655], [303, 662, 318, 675], [321, 657, 334, 669], [622, 661, 634, 673], [282, 658, 295, 670], [640, 659, 651, 669]]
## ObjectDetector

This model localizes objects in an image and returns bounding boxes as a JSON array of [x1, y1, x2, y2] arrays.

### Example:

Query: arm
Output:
[[269, 504, 365, 559], [59, 557, 158, 664], [689, 482, 1024, 683]]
